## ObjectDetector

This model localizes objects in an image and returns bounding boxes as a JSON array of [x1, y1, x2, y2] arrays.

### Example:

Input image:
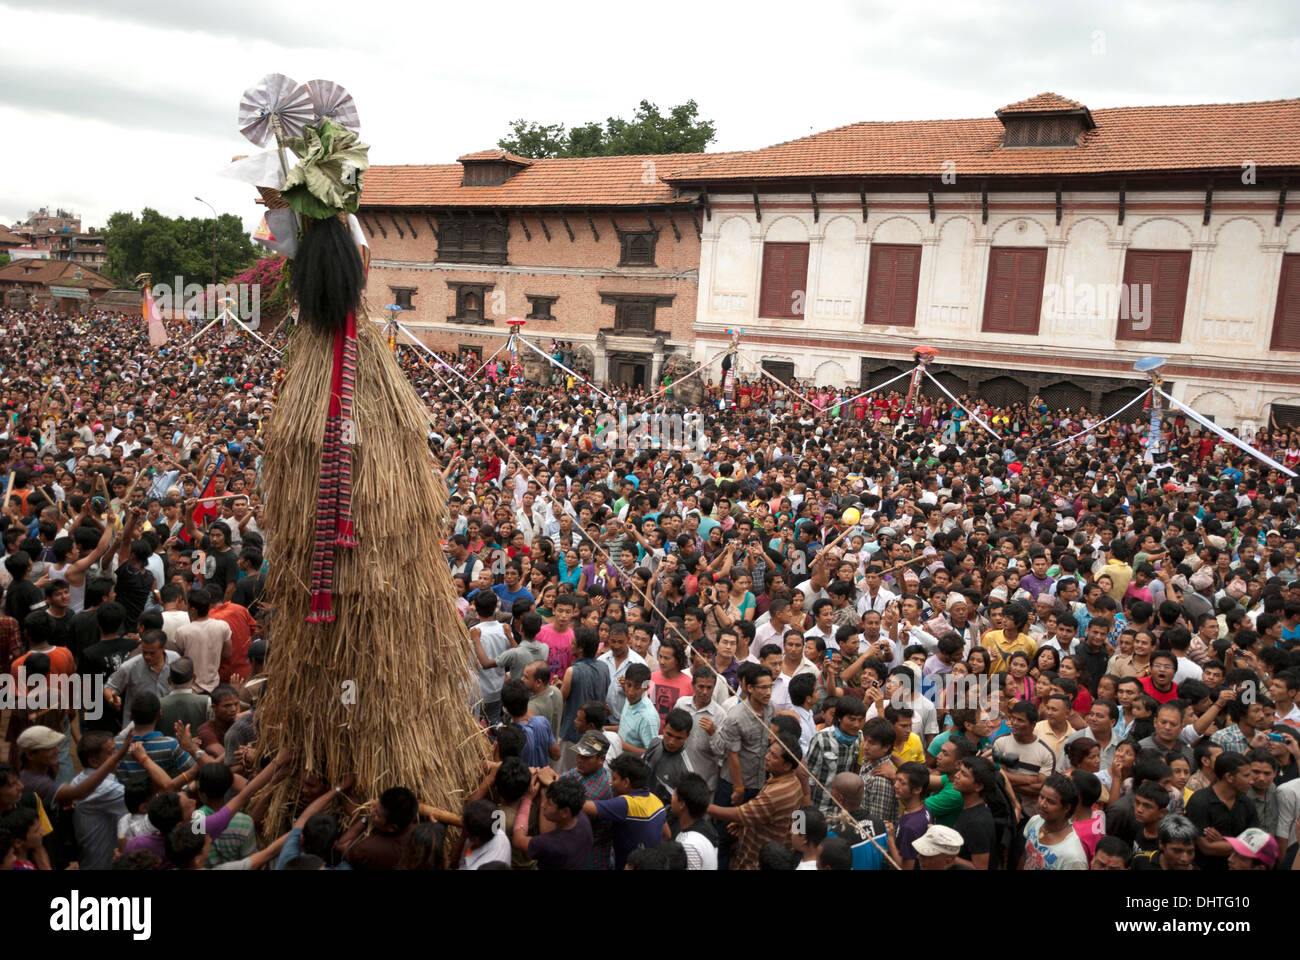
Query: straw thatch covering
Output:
[[256, 308, 488, 830]]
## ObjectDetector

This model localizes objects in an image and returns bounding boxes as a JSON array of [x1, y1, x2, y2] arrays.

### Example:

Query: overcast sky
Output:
[[3, 0, 1298, 232]]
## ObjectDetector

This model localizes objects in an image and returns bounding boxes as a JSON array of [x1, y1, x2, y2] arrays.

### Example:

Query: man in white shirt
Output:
[[673, 671, 727, 791], [598, 626, 647, 723], [750, 598, 794, 659], [866, 665, 940, 743], [856, 565, 897, 618], [770, 631, 819, 714], [1170, 631, 1204, 684]]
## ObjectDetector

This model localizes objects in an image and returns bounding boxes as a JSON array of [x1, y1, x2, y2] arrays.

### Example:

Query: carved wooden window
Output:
[[447, 283, 493, 324], [436, 217, 508, 265], [618, 230, 658, 267]]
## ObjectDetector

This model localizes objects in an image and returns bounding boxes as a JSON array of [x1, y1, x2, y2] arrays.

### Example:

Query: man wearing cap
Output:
[[1225, 827, 1278, 870], [158, 657, 210, 734], [913, 824, 964, 870], [16, 725, 131, 857], [555, 731, 616, 870]]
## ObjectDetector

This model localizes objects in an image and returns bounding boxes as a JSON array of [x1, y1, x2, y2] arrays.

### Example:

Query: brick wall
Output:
[[359, 207, 700, 356]]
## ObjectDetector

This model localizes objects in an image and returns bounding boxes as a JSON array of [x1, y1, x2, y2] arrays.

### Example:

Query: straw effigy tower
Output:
[[256, 309, 488, 827], [229, 77, 488, 830]]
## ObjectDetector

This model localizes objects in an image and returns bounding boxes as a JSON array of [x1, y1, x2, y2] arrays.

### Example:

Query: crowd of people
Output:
[[2, 302, 1299, 873]]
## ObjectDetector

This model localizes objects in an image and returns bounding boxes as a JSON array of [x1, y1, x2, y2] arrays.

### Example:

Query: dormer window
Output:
[[996, 93, 1095, 148], [457, 149, 533, 186]]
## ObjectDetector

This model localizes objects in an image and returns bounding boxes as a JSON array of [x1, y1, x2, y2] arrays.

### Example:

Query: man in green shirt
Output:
[[925, 736, 976, 827]]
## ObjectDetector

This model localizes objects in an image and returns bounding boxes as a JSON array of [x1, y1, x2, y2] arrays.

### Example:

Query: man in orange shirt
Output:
[[209, 590, 257, 683], [10, 611, 77, 679]]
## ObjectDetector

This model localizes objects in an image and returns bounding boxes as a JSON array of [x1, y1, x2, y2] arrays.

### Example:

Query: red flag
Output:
[[183, 456, 225, 541]]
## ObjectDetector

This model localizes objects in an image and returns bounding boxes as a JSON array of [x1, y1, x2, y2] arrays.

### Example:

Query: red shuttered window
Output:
[[1117, 249, 1190, 343], [1271, 254, 1300, 350], [864, 243, 922, 326], [981, 247, 1047, 334], [758, 242, 809, 319]]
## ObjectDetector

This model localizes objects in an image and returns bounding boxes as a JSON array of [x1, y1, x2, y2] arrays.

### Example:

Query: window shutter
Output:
[[1118, 249, 1190, 342], [1271, 254, 1300, 350], [982, 247, 1046, 334], [864, 243, 922, 326], [759, 242, 809, 319]]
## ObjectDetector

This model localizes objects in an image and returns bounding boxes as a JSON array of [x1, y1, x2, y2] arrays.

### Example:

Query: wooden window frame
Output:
[[758, 242, 810, 320], [599, 292, 674, 334], [390, 287, 415, 310], [526, 295, 558, 321], [436, 216, 509, 266], [981, 246, 1048, 335], [446, 282, 493, 325], [863, 242, 922, 326], [617, 229, 658, 267], [1270, 253, 1300, 350], [1116, 248, 1191, 344]]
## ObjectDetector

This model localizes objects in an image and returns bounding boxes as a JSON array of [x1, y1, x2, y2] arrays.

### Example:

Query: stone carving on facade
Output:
[[661, 353, 705, 406]]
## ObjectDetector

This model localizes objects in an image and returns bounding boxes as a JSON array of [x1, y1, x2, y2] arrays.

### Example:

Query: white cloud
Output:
[[3, 0, 1298, 232]]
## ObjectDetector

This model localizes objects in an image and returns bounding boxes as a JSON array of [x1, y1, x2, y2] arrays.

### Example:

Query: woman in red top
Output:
[[1059, 655, 1093, 715]]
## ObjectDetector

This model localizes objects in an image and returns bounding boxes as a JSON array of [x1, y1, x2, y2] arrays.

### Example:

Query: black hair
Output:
[[674, 773, 711, 818], [817, 837, 853, 870], [493, 757, 531, 804], [291, 215, 365, 334]]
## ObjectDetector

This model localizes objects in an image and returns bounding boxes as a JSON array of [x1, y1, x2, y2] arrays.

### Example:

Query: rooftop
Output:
[[665, 96, 1300, 183], [361, 152, 739, 208]]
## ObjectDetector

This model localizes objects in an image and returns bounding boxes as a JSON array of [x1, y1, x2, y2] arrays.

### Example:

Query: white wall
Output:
[[693, 188, 1300, 426]]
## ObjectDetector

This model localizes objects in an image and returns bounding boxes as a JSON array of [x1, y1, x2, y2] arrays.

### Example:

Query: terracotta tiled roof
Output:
[[455, 149, 534, 166], [667, 97, 1300, 183], [362, 152, 740, 208], [0, 258, 113, 290], [997, 92, 1088, 114], [0, 225, 23, 246]]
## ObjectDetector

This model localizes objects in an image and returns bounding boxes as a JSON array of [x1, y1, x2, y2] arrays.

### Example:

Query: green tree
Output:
[[498, 100, 716, 158], [101, 208, 258, 287], [0, 252, 9, 269]]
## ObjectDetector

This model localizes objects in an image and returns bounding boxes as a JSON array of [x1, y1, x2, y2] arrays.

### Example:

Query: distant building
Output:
[[0, 225, 24, 252], [0, 258, 113, 313], [668, 93, 1300, 430], [359, 150, 719, 389], [17, 207, 82, 236]]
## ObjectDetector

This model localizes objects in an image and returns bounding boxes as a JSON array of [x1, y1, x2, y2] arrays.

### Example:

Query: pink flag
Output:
[[143, 286, 168, 347]]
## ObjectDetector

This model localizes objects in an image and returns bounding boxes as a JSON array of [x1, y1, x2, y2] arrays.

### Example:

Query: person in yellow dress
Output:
[[981, 602, 1037, 674]]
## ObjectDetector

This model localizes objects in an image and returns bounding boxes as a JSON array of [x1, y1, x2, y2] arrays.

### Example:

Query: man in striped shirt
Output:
[[706, 731, 803, 870], [114, 691, 195, 788]]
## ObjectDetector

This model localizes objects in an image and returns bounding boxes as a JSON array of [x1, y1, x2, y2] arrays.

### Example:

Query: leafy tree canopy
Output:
[[101, 208, 258, 287], [498, 100, 716, 159]]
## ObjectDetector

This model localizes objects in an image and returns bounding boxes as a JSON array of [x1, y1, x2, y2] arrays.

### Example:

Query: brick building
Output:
[[359, 150, 724, 388], [0, 258, 113, 313]]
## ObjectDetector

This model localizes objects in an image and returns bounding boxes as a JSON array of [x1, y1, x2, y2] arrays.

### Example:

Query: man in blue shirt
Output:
[[581, 754, 667, 869], [491, 563, 533, 609]]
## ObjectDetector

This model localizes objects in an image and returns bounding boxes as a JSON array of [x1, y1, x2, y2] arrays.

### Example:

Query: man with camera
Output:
[[991, 701, 1058, 817]]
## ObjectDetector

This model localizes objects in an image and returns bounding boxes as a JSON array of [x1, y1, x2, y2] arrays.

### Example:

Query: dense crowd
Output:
[[1, 303, 1298, 873]]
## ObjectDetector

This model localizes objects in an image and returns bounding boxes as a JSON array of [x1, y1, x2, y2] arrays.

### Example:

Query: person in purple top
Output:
[[123, 748, 290, 867], [894, 761, 934, 871], [1019, 554, 1055, 600]]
